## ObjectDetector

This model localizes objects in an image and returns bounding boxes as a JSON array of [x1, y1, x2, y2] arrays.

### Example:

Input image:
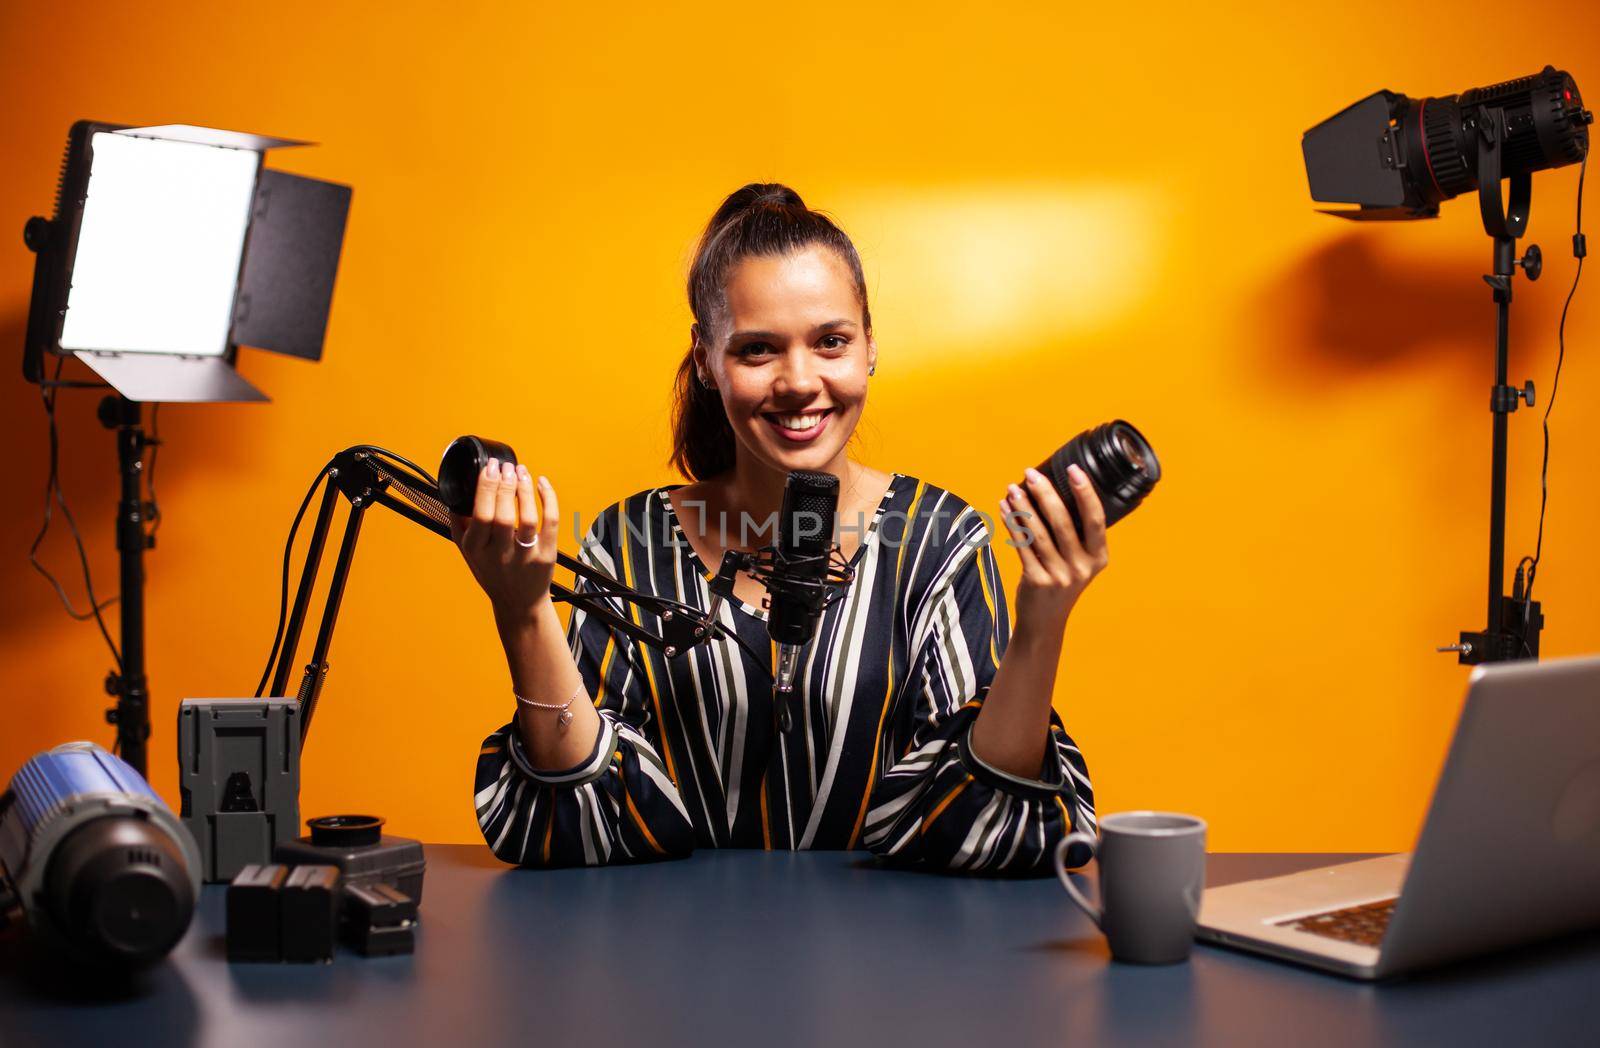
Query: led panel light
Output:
[[59, 132, 259, 357], [23, 119, 351, 402]]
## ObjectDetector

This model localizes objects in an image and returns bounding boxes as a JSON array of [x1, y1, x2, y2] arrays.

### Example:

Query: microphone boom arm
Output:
[[266, 446, 772, 743]]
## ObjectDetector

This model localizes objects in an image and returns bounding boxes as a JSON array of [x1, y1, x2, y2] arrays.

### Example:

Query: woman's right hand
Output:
[[449, 458, 560, 619]]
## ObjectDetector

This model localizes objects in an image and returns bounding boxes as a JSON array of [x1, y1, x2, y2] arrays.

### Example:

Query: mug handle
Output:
[[1054, 833, 1102, 930]]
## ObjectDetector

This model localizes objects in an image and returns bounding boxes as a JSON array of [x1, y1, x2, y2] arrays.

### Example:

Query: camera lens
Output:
[[1114, 428, 1148, 472], [1034, 420, 1161, 542]]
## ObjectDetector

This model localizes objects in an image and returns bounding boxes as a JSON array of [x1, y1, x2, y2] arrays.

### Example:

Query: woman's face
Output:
[[696, 243, 876, 477]]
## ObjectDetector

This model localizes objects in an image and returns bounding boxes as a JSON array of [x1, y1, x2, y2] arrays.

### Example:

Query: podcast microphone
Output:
[[767, 470, 839, 729]]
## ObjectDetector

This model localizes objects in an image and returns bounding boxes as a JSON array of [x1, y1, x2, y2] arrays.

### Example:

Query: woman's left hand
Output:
[[998, 464, 1109, 638]]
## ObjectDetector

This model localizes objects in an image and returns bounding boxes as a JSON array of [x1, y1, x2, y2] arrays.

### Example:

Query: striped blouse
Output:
[[472, 473, 1097, 875]]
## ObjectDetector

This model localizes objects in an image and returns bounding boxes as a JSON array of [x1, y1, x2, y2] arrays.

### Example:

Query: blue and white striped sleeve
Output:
[[862, 508, 1097, 875], [472, 507, 695, 867]]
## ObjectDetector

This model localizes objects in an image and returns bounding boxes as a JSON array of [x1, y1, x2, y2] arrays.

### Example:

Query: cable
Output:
[[1520, 156, 1586, 656], [254, 459, 336, 698], [1513, 555, 1535, 597], [29, 356, 122, 670]]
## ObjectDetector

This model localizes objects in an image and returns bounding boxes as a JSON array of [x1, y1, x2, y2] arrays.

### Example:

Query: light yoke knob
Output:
[[1518, 243, 1542, 280]]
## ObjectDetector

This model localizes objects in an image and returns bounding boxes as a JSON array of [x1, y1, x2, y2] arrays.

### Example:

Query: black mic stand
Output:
[[264, 447, 772, 743], [1438, 107, 1547, 665], [709, 542, 856, 733]]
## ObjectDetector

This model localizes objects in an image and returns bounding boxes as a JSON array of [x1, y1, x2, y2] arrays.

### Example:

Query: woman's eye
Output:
[[738, 342, 772, 357], [820, 335, 849, 350]]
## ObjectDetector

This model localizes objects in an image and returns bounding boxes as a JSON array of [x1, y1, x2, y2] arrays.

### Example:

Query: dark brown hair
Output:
[[668, 183, 873, 482]]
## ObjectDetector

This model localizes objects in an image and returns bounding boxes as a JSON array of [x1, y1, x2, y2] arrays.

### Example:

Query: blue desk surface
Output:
[[2, 846, 1595, 1047]]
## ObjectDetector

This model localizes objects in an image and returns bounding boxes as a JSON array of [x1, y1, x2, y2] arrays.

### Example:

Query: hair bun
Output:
[[755, 185, 805, 209], [708, 182, 806, 232]]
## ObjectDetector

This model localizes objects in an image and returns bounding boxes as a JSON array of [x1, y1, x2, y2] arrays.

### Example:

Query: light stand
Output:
[[97, 395, 157, 770], [21, 122, 352, 774], [1302, 67, 1591, 667], [1438, 108, 1547, 664]]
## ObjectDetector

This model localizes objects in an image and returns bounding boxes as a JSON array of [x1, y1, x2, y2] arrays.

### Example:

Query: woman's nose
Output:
[[773, 348, 820, 397]]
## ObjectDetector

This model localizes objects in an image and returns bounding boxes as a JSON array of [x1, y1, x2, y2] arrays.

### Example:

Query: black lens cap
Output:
[[307, 814, 385, 847], [438, 435, 518, 516]]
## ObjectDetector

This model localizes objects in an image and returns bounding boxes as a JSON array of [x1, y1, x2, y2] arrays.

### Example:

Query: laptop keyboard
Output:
[[1276, 898, 1397, 947]]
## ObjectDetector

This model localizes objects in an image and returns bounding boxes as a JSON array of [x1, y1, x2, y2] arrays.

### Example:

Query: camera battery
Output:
[[226, 864, 288, 962], [341, 882, 417, 957], [179, 699, 302, 883], [280, 864, 341, 962]]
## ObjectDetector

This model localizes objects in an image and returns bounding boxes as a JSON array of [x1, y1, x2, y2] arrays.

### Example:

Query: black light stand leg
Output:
[[98, 395, 152, 775]]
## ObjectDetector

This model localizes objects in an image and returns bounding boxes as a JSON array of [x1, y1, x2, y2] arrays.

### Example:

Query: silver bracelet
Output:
[[514, 680, 585, 728]]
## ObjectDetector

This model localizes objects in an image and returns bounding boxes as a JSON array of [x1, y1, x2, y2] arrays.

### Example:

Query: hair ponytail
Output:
[[668, 182, 872, 482]]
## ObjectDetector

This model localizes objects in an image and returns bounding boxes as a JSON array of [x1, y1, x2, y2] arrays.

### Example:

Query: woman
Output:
[[455, 184, 1104, 874]]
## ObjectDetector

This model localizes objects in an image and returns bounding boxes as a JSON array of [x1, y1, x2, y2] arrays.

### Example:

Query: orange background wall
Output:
[[2, 1, 1597, 853]]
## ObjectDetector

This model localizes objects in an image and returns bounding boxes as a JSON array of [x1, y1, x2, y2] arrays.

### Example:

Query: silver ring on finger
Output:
[[515, 533, 539, 549]]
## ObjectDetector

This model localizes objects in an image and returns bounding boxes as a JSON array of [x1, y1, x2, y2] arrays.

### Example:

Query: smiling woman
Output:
[[671, 183, 877, 487], [459, 183, 1106, 872]]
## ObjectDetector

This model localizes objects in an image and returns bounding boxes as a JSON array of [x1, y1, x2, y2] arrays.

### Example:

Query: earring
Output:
[[868, 364, 876, 376]]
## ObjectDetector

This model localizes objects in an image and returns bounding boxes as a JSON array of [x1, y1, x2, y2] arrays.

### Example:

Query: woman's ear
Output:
[[866, 334, 877, 375], [690, 323, 705, 371]]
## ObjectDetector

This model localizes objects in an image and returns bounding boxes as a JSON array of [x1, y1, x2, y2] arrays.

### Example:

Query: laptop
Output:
[[1197, 653, 1600, 979]]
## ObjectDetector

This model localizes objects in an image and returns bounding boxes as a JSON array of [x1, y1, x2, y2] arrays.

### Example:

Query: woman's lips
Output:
[[762, 409, 834, 444]]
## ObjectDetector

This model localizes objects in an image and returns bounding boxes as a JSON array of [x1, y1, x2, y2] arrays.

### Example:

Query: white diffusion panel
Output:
[[60, 132, 258, 357]]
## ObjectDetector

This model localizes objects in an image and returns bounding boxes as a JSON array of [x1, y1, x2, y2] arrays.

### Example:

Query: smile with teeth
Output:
[[762, 408, 834, 440], [767, 409, 830, 430]]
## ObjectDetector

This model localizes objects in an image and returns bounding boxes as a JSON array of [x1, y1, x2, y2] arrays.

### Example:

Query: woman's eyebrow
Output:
[[729, 319, 858, 341]]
